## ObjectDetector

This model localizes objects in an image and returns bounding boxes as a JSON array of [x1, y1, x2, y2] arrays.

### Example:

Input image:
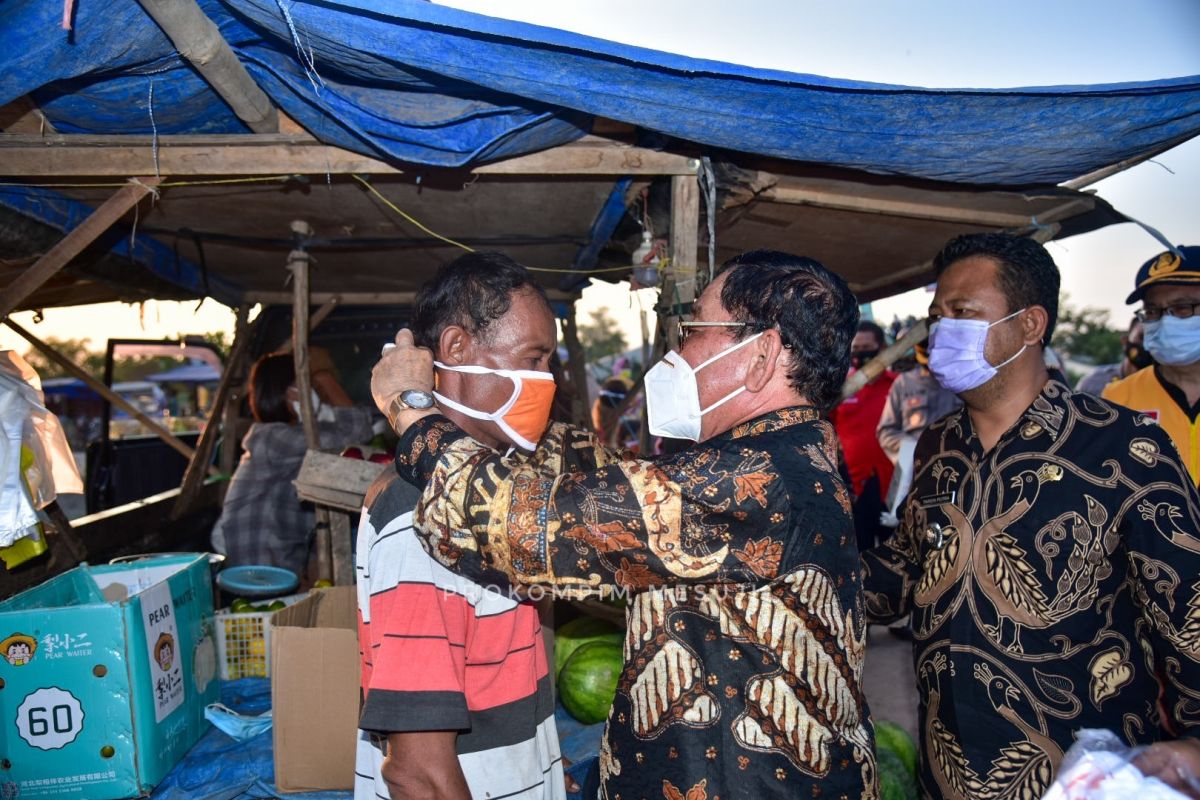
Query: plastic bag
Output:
[[880, 436, 918, 529], [0, 351, 82, 546], [1041, 729, 1188, 800]]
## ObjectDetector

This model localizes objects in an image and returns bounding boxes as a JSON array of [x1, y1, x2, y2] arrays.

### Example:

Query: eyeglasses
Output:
[[676, 320, 749, 345], [1136, 302, 1200, 322]]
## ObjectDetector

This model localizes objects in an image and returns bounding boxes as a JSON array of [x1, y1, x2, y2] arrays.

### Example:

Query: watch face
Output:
[[401, 390, 434, 409]]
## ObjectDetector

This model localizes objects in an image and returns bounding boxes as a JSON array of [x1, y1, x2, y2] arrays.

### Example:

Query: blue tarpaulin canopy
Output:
[[4, 0, 1199, 183], [0, 0, 1196, 305]]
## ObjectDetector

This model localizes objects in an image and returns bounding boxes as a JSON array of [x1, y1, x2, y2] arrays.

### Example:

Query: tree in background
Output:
[[22, 334, 229, 382], [578, 307, 628, 363], [190, 330, 230, 360], [1052, 299, 1123, 366], [21, 338, 106, 380]]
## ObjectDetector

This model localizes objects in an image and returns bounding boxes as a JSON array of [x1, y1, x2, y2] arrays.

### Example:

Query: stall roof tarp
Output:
[[3, 0, 1200, 184]]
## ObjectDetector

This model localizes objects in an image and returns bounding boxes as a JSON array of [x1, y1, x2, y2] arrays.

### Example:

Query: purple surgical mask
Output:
[[928, 309, 1026, 393]]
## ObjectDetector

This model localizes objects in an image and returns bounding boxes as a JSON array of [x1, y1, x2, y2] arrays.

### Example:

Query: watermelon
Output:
[[875, 719, 918, 779], [555, 617, 623, 678], [877, 746, 918, 800], [558, 640, 622, 724]]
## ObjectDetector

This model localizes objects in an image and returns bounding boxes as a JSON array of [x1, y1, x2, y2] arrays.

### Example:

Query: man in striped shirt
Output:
[[355, 253, 604, 800]]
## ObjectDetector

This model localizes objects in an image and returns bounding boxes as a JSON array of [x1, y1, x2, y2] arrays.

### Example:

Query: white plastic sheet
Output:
[[0, 351, 82, 546], [1041, 729, 1189, 800]]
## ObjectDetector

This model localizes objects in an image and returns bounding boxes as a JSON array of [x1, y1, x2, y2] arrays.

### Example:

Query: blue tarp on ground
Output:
[[150, 678, 602, 800], [2, 0, 1200, 185]]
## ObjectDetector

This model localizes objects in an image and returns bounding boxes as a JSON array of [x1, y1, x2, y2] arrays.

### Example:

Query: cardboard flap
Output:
[[273, 586, 356, 632]]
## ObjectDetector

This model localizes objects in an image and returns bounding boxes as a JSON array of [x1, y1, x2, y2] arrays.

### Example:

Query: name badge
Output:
[[918, 491, 956, 509]]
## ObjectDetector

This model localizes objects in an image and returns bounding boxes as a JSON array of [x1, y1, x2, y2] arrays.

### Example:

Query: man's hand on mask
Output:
[[371, 328, 437, 433]]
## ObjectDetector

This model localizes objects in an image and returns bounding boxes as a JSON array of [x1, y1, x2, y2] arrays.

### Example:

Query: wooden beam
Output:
[[134, 0, 277, 133], [0, 134, 699, 177], [840, 322, 928, 401], [172, 305, 254, 519], [760, 178, 1069, 228], [0, 97, 55, 135], [0, 178, 159, 319], [561, 308, 591, 430], [245, 289, 579, 306], [4, 318, 216, 471], [288, 227, 319, 449], [275, 298, 339, 355], [329, 512, 353, 587], [1063, 133, 1195, 190], [668, 174, 700, 343], [287, 221, 332, 583], [219, 306, 252, 476]]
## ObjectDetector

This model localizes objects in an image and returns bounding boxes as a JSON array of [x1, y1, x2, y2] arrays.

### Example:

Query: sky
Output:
[[2, 0, 1198, 356]]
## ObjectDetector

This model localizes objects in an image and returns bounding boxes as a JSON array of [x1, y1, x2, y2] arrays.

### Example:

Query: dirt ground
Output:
[[862, 623, 920, 739]]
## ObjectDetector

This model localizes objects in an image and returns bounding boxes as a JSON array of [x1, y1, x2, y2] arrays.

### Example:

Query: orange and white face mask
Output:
[[432, 361, 556, 451]]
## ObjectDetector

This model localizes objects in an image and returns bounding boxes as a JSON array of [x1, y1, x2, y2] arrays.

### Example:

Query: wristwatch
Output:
[[386, 389, 434, 429], [398, 390, 434, 409]]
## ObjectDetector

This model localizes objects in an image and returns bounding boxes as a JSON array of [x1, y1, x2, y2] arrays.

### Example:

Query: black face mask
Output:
[[1126, 342, 1155, 371], [850, 350, 880, 370]]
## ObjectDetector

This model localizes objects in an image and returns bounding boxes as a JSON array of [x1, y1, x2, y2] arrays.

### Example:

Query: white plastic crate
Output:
[[215, 593, 305, 679]]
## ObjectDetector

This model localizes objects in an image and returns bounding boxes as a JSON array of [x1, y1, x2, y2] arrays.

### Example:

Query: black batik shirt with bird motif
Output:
[[395, 408, 877, 800], [861, 378, 1200, 800]]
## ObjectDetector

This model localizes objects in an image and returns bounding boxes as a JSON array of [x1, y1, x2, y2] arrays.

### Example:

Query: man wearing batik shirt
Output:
[[356, 253, 593, 800], [861, 233, 1200, 800], [373, 250, 876, 799]]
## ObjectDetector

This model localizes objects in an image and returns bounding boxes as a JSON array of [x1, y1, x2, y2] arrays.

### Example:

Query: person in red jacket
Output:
[[829, 320, 896, 551]]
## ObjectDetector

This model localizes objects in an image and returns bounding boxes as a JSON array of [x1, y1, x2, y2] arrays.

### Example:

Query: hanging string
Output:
[[700, 156, 717, 287], [275, 0, 324, 95], [147, 80, 160, 180]]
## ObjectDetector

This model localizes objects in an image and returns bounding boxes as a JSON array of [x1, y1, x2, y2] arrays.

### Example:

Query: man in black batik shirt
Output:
[[862, 233, 1200, 800]]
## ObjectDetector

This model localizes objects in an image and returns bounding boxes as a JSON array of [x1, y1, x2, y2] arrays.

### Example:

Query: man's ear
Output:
[[744, 330, 784, 393], [438, 325, 471, 364], [1023, 306, 1050, 346]]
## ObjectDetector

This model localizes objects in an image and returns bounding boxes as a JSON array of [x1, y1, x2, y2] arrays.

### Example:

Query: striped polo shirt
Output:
[[354, 472, 563, 800]]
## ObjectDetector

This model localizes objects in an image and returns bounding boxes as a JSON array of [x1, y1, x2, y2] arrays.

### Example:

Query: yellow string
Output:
[[351, 174, 475, 253], [0, 174, 677, 277]]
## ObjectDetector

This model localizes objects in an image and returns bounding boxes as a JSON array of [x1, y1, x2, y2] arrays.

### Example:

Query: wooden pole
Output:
[[4, 318, 215, 470], [561, 309, 591, 430], [171, 305, 255, 518], [134, 0, 277, 133], [0, 178, 160, 320], [839, 321, 929, 401], [219, 306, 252, 477], [286, 220, 332, 582], [288, 223, 319, 449], [275, 297, 339, 355]]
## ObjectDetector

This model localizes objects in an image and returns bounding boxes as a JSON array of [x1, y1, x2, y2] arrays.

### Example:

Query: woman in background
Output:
[[212, 350, 373, 577]]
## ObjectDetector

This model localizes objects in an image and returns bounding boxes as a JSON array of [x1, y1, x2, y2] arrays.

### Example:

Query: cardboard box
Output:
[[271, 585, 359, 792], [0, 554, 219, 799]]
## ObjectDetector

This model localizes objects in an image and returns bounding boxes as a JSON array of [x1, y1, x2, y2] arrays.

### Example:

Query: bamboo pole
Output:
[[0, 178, 160, 320], [840, 321, 929, 401], [219, 306, 253, 476], [4, 318, 216, 472], [134, 0, 277, 133], [286, 220, 333, 582], [275, 297, 338, 355], [172, 305, 254, 518], [561, 309, 591, 430]]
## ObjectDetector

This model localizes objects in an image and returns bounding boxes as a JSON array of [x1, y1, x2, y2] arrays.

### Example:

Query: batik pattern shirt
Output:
[[861, 379, 1200, 800], [396, 408, 876, 800]]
